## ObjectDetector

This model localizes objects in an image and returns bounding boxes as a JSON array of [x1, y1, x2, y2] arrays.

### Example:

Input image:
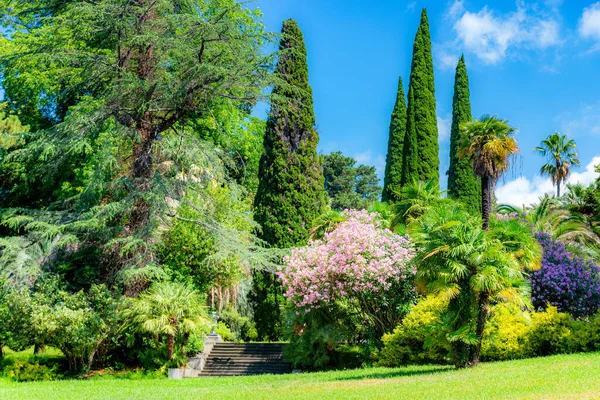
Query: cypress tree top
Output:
[[447, 55, 481, 213], [382, 77, 407, 203], [402, 8, 439, 187], [253, 19, 326, 248]]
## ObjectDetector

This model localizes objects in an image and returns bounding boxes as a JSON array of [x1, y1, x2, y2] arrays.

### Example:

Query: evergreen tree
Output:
[[382, 77, 407, 202], [252, 19, 326, 340], [402, 9, 439, 187], [447, 55, 480, 213]]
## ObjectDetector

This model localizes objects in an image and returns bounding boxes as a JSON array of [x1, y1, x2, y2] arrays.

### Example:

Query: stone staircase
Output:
[[200, 343, 292, 376]]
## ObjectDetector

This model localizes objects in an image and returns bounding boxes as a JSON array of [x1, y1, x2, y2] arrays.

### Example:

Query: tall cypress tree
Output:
[[447, 55, 481, 213], [382, 77, 407, 203], [252, 19, 326, 340], [402, 9, 439, 187]]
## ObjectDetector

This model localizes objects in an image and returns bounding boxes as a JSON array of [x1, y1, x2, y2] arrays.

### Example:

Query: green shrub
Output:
[[377, 296, 450, 367], [567, 316, 600, 353], [219, 309, 258, 342], [481, 304, 530, 361], [526, 306, 572, 356], [214, 322, 235, 342], [5, 360, 61, 382]]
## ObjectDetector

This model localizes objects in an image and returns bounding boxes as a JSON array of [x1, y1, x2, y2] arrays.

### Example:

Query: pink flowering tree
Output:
[[280, 210, 416, 342]]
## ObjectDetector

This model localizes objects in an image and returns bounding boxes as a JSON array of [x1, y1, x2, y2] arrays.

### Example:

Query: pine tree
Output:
[[447, 55, 480, 213], [252, 19, 326, 340], [402, 9, 439, 187], [382, 77, 407, 203]]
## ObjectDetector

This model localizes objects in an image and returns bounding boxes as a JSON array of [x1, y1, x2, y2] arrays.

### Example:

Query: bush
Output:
[[4, 360, 61, 382], [481, 304, 529, 361], [377, 296, 450, 367], [532, 233, 600, 318], [219, 309, 258, 342], [526, 305, 573, 356], [214, 322, 235, 342]]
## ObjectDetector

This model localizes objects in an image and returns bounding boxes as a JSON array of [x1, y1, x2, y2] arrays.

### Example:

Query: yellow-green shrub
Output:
[[481, 304, 530, 361], [526, 306, 573, 356], [377, 296, 450, 366]]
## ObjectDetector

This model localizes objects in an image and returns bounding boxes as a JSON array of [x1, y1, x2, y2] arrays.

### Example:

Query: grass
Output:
[[1, 351, 600, 399]]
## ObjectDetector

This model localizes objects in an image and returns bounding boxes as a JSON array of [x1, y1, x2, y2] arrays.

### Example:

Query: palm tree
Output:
[[122, 281, 209, 361], [409, 201, 541, 368], [390, 179, 448, 230], [535, 133, 579, 197], [459, 116, 519, 230]]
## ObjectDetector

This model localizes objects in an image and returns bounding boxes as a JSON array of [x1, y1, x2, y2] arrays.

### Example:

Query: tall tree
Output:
[[535, 132, 579, 197], [252, 19, 326, 340], [0, 0, 272, 290], [382, 77, 407, 202], [459, 116, 518, 230], [402, 9, 439, 187], [447, 56, 480, 213]]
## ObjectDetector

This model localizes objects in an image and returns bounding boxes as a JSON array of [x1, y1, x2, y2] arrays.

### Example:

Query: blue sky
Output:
[[255, 0, 600, 205]]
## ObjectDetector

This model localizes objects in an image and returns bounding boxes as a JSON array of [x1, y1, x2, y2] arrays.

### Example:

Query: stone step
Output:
[[197, 342, 291, 377]]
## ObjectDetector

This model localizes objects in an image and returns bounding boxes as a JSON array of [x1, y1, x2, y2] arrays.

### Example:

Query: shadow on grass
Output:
[[333, 366, 452, 381]]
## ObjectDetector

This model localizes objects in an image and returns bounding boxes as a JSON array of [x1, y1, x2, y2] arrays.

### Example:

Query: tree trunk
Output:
[[469, 292, 490, 366], [557, 181, 561, 197], [481, 175, 494, 231], [0, 342, 3, 360], [167, 334, 175, 361]]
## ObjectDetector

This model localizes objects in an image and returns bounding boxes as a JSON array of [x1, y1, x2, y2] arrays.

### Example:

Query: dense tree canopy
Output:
[[323, 151, 381, 210]]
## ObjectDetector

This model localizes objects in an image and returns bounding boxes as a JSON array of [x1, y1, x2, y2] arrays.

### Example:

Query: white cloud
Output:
[[405, 1, 417, 13], [579, 2, 600, 40], [437, 114, 451, 142], [557, 102, 600, 139], [496, 156, 600, 206], [443, 2, 562, 65], [355, 150, 386, 179]]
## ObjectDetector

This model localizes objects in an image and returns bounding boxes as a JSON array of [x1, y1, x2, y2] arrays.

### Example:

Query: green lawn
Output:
[[1, 352, 600, 399]]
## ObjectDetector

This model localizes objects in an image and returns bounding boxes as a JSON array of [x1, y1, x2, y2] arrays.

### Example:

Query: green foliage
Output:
[[402, 9, 439, 187], [447, 56, 480, 213], [121, 281, 210, 364], [0, 0, 274, 290], [252, 19, 326, 340], [219, 309, 258, 342], [382, 77, 407, 202], [214, 322, 235, 342], [4, 360, 61, 382], [377, 296, 450, 367], [322, 151, 381, 210], [3, 281, 120, 372]]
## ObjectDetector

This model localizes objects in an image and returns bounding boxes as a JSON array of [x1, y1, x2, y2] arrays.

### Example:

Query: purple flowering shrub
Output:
[[531, 232, 600, 318]]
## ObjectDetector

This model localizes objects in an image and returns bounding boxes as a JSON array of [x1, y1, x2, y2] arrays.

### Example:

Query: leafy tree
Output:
[[323, 151, 381, 210], [409, 202, 541, 367], [121, 281, 209, 362], [402, 9, 439, 187], [252, 19, 326, 340], [390, 179, 448, 229], [459, 116, 518, 230], [382, 77, 407, 202], [535, 133, 579, 197], [0, 0, 273, 291], [447, 56, 480, 213]]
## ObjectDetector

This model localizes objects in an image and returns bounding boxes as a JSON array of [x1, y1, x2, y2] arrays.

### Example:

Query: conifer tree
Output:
[[402, 9, 439, 187], [252, 19, 326, 340], [447, 55, 480, 213], [382, 77, 407, 203]]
